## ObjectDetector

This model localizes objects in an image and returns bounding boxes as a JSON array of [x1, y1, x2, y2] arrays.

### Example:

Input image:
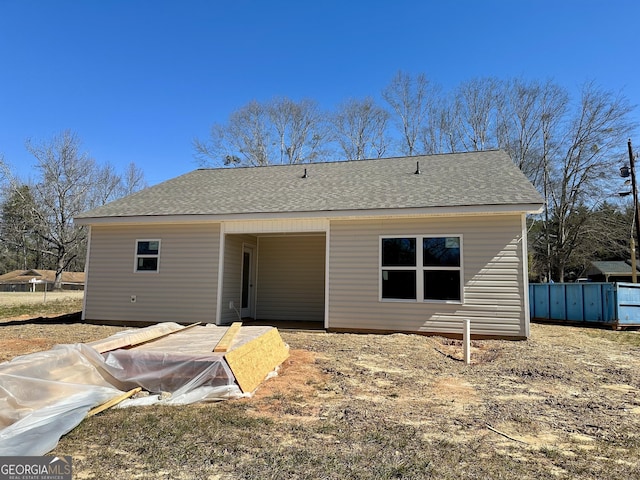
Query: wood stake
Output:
[[213, 322, 243, 352], [87, 387, 142, 417], [486, 424, 529, 445]]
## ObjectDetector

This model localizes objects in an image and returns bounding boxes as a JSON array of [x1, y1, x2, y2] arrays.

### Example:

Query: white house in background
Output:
[[74, 150, 543, 339]]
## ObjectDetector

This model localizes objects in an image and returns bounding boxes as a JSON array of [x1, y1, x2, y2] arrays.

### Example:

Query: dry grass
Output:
[[1, 300, 640, 479], [0, 291, 84, 321], [0, 291, 85, 306]]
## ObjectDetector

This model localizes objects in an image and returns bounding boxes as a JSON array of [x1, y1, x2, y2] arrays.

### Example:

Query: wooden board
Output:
[[213, 322, 243, 352], [224, 328, 289, 393], [87, 387, 142, 417], [90, 322, 201, 354]]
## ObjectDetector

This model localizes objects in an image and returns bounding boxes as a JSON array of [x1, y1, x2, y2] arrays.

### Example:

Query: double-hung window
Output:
[[381, 235, 462, 302], [135, 240, 160, 272]]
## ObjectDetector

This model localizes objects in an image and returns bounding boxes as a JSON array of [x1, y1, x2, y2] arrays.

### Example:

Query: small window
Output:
[[135, 240, 160, 272], [380, 235, 462, 302]]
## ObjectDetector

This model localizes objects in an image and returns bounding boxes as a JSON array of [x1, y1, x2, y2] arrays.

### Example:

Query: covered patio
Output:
[[219, 226, 327, 329]]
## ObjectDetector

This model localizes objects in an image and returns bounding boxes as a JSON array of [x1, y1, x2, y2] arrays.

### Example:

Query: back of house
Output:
[[75, 150, 543, 339]]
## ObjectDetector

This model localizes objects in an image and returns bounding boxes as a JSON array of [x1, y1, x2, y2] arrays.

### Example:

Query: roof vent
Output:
[[414, 161, 421, 175], [302, 168, 309, 178]]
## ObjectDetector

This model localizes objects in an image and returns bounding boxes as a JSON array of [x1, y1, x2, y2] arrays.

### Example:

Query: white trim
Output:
[[379, 234, 464, 304], [81, 226, 92, 321], [520, 213, 531, 338], [255, 237, 261, 320], [134, 239, 161, 273], [74, 203, 544, 226], [324, 225, 330, 330], [224, 218, 329, 234], [215, 224, 226, 325], [240, 243, 257, 318]]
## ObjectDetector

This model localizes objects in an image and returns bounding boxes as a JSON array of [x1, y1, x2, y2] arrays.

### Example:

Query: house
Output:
[[585, 260, 640, 283], [0, 269, 85, 292], [74, 150, 543, 339]]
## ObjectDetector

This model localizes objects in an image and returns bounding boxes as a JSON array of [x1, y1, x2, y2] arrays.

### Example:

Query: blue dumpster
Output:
[[529, 282, 636, 327]]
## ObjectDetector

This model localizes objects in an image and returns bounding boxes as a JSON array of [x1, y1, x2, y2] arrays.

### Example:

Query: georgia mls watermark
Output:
[[0, 456, 72, 480]]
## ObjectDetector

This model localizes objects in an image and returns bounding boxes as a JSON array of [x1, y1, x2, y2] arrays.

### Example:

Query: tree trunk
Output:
[[53, 258, 64, 291]]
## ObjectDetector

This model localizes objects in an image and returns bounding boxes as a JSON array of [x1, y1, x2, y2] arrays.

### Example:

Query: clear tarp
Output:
[[0, 344, 124, 456], [0, 323, 275, 456]]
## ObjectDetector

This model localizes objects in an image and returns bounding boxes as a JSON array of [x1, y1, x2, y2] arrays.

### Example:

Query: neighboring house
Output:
[[75, 150, 543, 339], [0, 269, 85, 292], [585, 260, 640, 283]]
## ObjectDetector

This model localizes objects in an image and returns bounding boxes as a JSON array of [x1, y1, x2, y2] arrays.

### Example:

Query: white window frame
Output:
[[134, 239, 161, 273], [379, 234, 463, 304]]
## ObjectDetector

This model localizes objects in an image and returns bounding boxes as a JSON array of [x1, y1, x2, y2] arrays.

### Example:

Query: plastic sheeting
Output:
[[0, 323, 277, 456], [0, 344, 123, 456], [102, 349, 242, 403]]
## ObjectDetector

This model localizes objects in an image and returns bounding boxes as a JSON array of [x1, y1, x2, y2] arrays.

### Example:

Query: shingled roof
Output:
[[589, 261, 639, 275], [0, 269, 85, 284], [75, 150, 543, 222]]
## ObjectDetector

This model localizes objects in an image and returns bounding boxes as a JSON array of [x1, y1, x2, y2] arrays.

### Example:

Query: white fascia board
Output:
[[74, 203, 544, 226]]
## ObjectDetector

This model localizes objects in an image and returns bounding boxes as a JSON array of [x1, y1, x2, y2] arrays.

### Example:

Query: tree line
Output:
[[0, 130, 146, 289], [194, 72, 637, 282]]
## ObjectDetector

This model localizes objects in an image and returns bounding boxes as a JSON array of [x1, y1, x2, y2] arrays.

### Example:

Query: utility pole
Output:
[[628, 139, 640, 282], [543, 133, 552, 283]]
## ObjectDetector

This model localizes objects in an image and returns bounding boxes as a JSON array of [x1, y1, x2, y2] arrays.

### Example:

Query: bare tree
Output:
[[89, 162, 123, 208], [496, 79, 568, 187], [331, 97, 390, 160], [454, 77, 502, 151], [383, 71, 438, 156], [0, 130, 148, 287], [267, 97, 328, 164], [119, 162, 148, 197], [194, 97, 328, 167], [543, 83, 635, 280], [420, 92, 461, 154], [22, 131, 96, 288], [197, 100, 272, 167]]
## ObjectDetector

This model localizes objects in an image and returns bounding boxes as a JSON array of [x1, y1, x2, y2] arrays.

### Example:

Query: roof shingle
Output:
[[76, 150, 543, 220]]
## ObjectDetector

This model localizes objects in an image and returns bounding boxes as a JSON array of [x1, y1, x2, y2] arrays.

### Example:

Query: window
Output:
[[422, 237, 461, 301], [381, 235, 462, 302], [135, 240, 160, 272], [381, 238, 417, 299]]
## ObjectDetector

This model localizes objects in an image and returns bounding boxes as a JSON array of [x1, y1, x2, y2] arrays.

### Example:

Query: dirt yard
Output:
[[1, 309, 640, 478]]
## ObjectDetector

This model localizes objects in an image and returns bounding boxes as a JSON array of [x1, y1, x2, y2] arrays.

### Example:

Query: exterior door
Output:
[[241, 246, 255, 318]]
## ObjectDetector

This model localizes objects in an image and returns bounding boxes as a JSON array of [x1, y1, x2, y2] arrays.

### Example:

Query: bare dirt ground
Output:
[[2, 307, 640, 478], [257, 327, 640, 471]]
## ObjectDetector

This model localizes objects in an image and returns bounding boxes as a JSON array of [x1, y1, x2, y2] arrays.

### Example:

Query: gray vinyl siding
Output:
[[84, 223, 220, 324], [256, 235, 325, 321], [327, 215, 528, 337], [220, 234, 257, 324]]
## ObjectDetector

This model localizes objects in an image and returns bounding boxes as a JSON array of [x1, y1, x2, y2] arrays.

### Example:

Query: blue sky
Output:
[[1, 0, 639, 186]]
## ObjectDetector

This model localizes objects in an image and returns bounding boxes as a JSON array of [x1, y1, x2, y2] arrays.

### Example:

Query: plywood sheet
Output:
[[224, 328, 289, 393]]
